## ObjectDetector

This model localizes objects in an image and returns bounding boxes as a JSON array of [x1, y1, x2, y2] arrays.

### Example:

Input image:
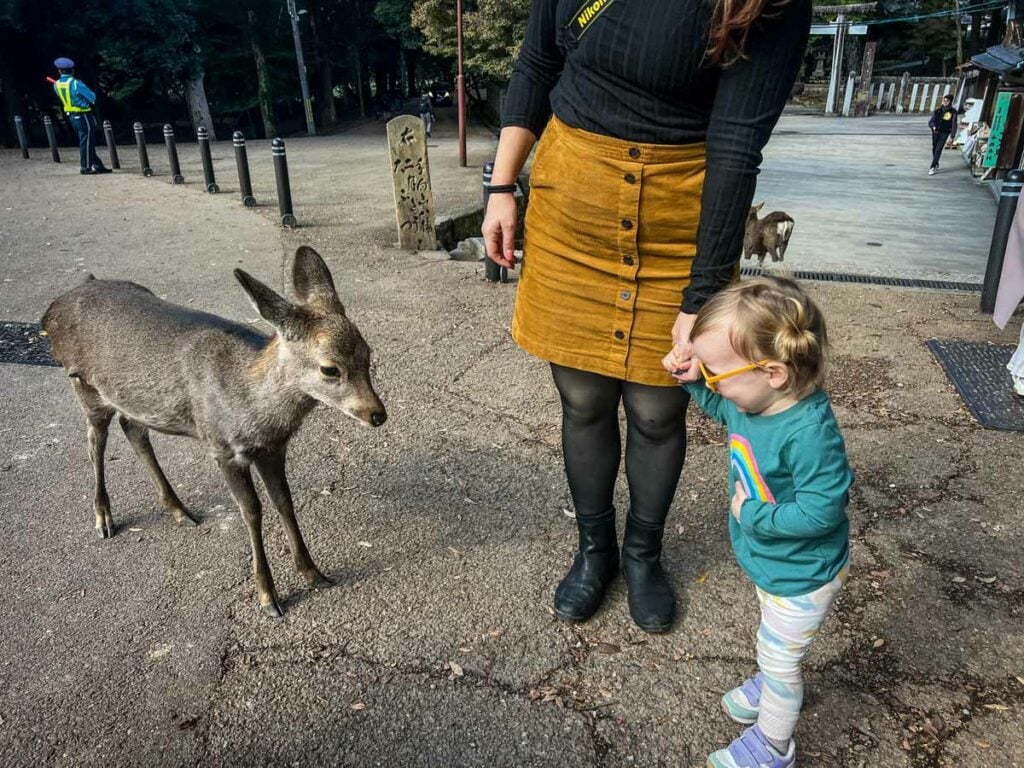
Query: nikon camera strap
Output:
[[566, 0, 618, 42]]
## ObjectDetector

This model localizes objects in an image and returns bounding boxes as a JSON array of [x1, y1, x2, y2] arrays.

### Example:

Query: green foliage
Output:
[[411, 0, 530, 80]]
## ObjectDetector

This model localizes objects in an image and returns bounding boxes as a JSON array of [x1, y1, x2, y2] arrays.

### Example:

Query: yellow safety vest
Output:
[[55, 79, 90, 113]]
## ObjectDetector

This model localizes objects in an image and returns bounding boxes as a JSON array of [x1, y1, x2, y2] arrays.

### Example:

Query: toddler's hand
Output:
[[662, 347, 700, 383], [731, 481, 748, 521]]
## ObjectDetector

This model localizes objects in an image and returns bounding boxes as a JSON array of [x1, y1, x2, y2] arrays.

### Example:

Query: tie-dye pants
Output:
[[754, 564, 848, 743]]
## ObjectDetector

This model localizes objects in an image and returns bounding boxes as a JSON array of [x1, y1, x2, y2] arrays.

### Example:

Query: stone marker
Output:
[[386, 115, 437, 250]]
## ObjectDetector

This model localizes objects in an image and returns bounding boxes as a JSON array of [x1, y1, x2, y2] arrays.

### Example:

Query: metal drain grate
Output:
[[0, 322, 58, 367], [927, 339, 1024, 431], [740, 267, 982, 292]]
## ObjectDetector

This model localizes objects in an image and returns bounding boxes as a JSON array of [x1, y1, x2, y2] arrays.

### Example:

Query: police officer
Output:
[[52, 57, 111, 175]]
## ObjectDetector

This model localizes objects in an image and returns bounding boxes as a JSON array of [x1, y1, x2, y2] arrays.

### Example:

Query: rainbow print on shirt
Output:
[[730, 433, 776, 503]]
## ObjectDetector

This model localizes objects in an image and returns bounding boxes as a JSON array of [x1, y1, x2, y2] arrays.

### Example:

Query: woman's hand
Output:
[[663, 311, 698, 381], [482, 194, 519, 270]]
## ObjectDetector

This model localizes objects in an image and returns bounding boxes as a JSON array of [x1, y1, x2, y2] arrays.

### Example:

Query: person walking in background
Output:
[[928, 94, 958, 175], [52, 57, 111, 175], [418, 92, 435, 138]]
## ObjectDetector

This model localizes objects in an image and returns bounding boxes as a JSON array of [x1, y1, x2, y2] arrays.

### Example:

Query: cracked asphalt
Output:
[[1, 114, 1022, 767]]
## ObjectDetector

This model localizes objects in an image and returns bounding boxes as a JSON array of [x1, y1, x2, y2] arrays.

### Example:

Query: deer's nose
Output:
[[370, 410, 387, 427]]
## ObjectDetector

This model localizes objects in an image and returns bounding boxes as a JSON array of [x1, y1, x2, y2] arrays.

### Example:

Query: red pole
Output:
[[456, 0, 467, 167]]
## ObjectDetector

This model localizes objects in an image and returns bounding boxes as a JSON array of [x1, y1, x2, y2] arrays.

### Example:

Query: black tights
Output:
[[551, 364, 689, 528]]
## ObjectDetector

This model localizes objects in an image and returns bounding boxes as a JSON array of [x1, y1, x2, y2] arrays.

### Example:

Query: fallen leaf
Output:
[[350, 702, 366, 711], [448, 661, 464, 677], [983, 704, 1010, 711], [562, 508, 575, 518], [357, 541, 372, 548], [1015, 676, 1024, 686], [952, 576, 967, 584], [594, 642, 620, 655], [975, 740, 992, 749], [872, 638, 885, 649], [977, 576, 997, 584], [695, 572, 709, 585]]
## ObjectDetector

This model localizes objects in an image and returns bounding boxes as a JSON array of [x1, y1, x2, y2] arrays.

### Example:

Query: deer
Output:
[[41, 246, 387, 618], [744, 202, 795, 267]]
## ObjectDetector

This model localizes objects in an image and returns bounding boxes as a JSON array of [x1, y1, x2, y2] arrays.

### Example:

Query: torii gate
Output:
[[814, 3, 877, 114]]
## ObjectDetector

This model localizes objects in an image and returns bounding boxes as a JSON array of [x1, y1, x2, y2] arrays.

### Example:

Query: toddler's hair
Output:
[[690, 276, 828, 397]]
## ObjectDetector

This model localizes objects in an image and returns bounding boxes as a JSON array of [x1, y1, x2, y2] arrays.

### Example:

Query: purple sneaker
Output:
[[722, 673, 763, 725], [706, 724, 795, 768]]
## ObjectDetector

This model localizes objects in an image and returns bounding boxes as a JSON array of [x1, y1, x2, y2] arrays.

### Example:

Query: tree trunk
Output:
[[352, 47, 367, 117], [185, 66, 216, 139], [248, 10, 277, 139], [405, 49, 419, 97], [309, 2, 337, 129]]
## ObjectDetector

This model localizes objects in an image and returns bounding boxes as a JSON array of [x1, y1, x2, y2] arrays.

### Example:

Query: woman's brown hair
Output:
[[708, 0, 786, 65]]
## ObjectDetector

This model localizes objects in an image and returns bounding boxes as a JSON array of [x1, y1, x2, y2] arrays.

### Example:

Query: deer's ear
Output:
[[752, 201, 765, 212], [235, 269, 295, 330], [292, 246, 342, 311]]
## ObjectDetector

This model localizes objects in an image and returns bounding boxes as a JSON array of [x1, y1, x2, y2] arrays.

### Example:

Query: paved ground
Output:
[[753, 115, 993, 282], [0, 112, 1022, 767]]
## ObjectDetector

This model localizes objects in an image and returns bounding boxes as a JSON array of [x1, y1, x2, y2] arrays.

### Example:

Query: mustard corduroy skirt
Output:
[[512, 116, 706, 387]]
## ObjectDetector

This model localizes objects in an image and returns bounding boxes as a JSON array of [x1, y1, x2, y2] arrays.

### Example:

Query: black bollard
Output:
[[271, 138, 297, 227], [481, 161, 510, 283], [14, 116, 29, 159], [197, 126, 219, 193], [43, 116, 60, 163], [134, 122, 153, 177], [232, 132, 256, 207], [103, 120, 120, 169], [981, 169, 1024, 314], [163, 124, 184, 184]]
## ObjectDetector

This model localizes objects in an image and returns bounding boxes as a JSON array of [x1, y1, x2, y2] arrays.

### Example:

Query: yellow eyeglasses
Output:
[[698, 359, 770, 393]]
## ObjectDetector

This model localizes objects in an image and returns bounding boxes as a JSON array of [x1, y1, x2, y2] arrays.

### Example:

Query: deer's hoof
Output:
[[261, 600, 285, 619], [95, 521, 115, 539], [305, 570, 334, 589], [174, 509, 199, 527]]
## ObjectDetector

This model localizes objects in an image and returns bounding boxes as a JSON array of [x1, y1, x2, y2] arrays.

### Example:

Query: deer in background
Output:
[[744, 202, 795, 267], [42, 246, 387, 618]]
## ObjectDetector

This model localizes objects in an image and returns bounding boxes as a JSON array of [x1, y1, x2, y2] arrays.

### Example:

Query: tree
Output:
[[411, 0, 530, 81]]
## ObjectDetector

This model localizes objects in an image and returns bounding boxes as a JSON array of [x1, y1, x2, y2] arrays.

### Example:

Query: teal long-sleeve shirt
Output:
[[685, 382, 853, 596]]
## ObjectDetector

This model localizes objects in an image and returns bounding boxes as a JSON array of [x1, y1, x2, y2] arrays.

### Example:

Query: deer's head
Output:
[[235, 246, 387, 428]]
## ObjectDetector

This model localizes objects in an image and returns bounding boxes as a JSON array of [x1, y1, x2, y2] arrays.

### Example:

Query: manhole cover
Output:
[[0, 322, 58, 367], [927, 339, 1024, 431]]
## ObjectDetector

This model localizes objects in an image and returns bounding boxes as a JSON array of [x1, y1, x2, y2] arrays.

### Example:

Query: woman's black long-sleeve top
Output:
[[502, 0, 812, 313]]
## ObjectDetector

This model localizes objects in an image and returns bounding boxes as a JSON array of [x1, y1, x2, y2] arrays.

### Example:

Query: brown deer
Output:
[[41, 246, 386, 618], [744, 202, 795, 267]]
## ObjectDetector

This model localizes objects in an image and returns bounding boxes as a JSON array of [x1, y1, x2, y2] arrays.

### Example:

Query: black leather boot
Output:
[[553, 507, 619, 623], [621, 513, 676, 633]]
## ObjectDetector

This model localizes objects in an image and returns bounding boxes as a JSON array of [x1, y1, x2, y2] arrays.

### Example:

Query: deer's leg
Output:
[[87, 411, 115, 538], [254, 450, 332, 589], [119, 416, 198, 528], [70, 377, 116, 538], [217, 459, 283, 618]]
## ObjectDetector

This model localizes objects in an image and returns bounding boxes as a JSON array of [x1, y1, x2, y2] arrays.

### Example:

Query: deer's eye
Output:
[[319, 365, 341, 378]]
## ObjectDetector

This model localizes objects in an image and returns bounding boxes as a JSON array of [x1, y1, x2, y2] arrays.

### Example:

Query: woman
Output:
[[482, 0, 810, 634]]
